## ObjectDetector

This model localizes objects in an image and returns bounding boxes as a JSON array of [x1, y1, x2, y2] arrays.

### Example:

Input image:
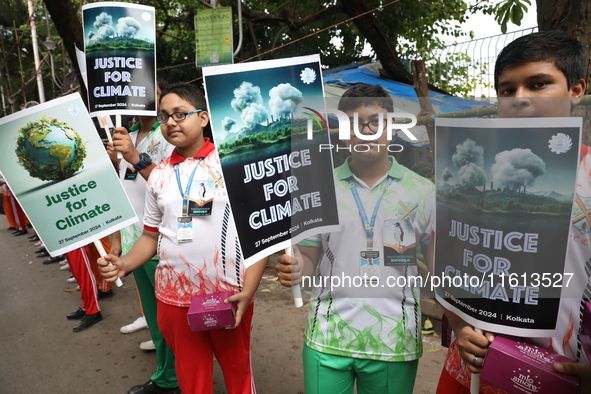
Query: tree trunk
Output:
[[537, 0, 591, 144], [339, 0, 413, 84], [42, 0, 87, 103]]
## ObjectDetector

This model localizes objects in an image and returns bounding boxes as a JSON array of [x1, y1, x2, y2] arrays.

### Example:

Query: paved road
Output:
[[0, 214, 447, 393]]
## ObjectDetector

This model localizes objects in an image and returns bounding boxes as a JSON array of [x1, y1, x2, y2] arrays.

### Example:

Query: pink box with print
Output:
[[480, 335, 579, 394], [187, 291, 236, 331], [582, 302, 591, 360]]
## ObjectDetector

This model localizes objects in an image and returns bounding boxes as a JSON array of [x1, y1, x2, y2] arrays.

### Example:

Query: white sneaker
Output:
[[66, 275, 77, 283], [34, 241, 43, 246], [59, 259, 68, 265], [76, 285, 80, 291], [60, 263, 70, 271], [120, 316, 148, 334], [140, 339, 155, 351]]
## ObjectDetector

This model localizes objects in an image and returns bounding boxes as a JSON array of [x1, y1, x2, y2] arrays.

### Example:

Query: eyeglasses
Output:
[[349, 119, 384, 135], [156, 110, 202, 124]]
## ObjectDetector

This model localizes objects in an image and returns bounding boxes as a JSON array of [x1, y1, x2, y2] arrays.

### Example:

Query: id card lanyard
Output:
[[174, 159, 201, 243], [348, 176, 393, 250], [174, 158, 202, 217]]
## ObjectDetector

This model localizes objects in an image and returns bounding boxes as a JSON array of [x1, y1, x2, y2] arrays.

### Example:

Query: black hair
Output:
[[338, 83, 394, 113], [156, 73, 169, 91], [160, 82, 207, 111], [494, 30, 587, 92], [160, 82, 213, 141]]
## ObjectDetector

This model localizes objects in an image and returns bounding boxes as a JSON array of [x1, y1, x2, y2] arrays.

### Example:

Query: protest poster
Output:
[[434, 117, 581, 337], [82, 2, 157, 116], [0, 93, 138, 256], [203, 54, 340, 267]]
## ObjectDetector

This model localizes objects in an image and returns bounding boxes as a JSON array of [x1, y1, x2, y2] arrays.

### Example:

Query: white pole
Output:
[[0, 84, 6, 117], [232, 0, 243, 57], [27, 0, 45, 103]]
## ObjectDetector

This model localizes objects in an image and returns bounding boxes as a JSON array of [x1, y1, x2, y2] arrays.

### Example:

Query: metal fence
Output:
[[409, 27, 539, 99]]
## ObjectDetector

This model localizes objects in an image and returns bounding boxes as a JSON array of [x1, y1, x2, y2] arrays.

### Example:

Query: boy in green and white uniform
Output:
[[276, 83, 435, 394]]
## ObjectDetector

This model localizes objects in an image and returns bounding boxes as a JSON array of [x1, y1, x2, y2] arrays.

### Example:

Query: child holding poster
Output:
[[275, 83, 435, 394], [106, 76, 179, 394], [98, 82, 267, 394], [437, 30, 591, 394]]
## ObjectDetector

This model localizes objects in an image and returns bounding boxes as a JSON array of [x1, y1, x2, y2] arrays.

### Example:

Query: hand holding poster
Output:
[[434, 117, 582, 337], [202, 55, 340, 267], [82, 2, 157, 116], [0, 93, 138, 257]]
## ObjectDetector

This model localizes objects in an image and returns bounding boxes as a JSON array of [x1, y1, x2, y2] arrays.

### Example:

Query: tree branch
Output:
[[238, 3, 345, 30]]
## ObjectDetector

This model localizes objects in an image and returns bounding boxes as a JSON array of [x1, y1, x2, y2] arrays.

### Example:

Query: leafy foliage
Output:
[[86, 37, 155, 53], [0, 0, 537, 110], [491, 0, 531, 34], [438, 188, 572, 214]]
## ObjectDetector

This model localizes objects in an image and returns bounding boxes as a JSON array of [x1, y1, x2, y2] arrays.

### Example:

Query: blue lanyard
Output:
[[174, 158, 202, 216], [348, 176, 393, 250]]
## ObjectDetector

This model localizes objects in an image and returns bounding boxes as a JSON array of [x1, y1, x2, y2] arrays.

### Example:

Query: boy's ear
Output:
[[570, 78, 586, 106], [200, 111, 210, 127]]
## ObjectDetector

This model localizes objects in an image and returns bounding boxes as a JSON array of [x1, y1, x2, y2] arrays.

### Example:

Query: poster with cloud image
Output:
[[434, 117, 581, 337], [82, 2, 156, 116], [203, 55, 340, 266]]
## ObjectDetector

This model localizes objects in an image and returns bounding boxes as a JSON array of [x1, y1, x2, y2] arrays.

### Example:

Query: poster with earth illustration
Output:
[[0, 93, 138, 256]]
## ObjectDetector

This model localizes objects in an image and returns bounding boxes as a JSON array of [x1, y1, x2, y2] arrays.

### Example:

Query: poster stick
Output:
[[99, 115, 123, 160], [285, 246, 303, 308], [93, 239, 123, 288], [470, 327, 483, 394], [114, 115, 123, 159]]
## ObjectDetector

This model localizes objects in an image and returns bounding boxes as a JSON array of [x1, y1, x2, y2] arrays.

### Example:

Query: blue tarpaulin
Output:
[[322, 62, 495, 146]]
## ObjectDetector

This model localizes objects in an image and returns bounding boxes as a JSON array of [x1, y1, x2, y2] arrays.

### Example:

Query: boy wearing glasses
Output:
[[99, 83, 267, 393], [276, 83, 435, 394], [107, 77, 179, 394]]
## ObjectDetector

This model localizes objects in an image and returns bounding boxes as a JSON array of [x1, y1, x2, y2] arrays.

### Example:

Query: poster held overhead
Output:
[[82, 2, 157, 116], [434, 117, 581, 337]]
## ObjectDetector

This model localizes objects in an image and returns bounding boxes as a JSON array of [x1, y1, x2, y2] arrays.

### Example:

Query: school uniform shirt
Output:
[[301, 157, 435, 362], [443, 145, 591, 393], [118, 121, 174, 254], [144, 139, 245, 307]]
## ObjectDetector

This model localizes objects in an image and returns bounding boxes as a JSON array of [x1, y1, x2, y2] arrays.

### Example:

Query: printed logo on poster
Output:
[[302, 107, 419, 153]]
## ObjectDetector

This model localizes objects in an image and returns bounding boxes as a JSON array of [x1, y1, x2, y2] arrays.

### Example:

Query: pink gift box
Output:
[[582, 302, 591, 360], [481, 335, 579, 394], [187, 291, 236, 331]]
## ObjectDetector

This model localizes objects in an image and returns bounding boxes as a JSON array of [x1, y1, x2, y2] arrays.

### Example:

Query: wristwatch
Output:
[[133, 152, 152, 171]]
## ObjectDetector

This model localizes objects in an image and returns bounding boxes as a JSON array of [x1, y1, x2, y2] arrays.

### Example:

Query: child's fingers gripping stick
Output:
[[93, 240, 122, 287], [99, 116, 123, 160], [285, 247, 303, 308]]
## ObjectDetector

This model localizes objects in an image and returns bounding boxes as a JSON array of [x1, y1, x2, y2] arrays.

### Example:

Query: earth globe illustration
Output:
[[16, 116, 86, 181]]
